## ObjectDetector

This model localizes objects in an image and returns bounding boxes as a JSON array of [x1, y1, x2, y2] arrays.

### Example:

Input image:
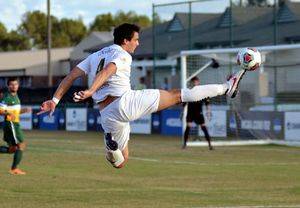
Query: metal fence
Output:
[[152, 0, 299, 93]]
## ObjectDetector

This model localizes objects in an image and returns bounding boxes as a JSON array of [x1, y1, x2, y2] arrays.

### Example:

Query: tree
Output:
[[59, 18, 87, 45], [3, 30, 30, 51], [89, 11, 152, 32], [114, 11, 151, 28], [0, 22, 30, 51], [18, 10, 87, 49], [90, 13, 114, 31], [18, 10, 55, 48], [0, 22, 7, 40]]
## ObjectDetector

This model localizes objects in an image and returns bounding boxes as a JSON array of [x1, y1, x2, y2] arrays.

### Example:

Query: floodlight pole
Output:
[[188, 2, 192, 50], [47, 0, 52, 87], [152, 3, 156, 88], [273, 0, 278, 111]]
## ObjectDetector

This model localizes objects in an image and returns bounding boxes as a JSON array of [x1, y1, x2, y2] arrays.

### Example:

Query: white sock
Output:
[[181, 84, 228, 102]]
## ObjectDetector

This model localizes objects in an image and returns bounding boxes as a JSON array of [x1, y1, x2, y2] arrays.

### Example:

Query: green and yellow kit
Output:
[[0, 92, 24, 146]]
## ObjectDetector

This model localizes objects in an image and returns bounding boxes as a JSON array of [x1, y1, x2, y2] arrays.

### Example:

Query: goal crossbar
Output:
[[181, 43, 300, 56]]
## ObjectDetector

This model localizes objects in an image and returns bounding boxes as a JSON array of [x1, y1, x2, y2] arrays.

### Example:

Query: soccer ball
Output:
[[237, 48, 262, 71]]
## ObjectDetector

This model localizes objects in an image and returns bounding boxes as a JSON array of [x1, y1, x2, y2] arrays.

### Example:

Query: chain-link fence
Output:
[[152, 0, 299, 94]]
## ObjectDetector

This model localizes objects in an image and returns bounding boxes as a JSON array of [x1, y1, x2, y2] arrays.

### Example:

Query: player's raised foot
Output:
[[9, 168, 26, 175], [226, 69, 246, 98]]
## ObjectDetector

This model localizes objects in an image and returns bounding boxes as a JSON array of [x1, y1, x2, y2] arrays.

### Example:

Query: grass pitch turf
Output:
[[0, 130, 299, 208]]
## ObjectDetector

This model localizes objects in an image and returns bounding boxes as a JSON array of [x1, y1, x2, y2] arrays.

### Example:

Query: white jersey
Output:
[[77, 44, 132, 102]]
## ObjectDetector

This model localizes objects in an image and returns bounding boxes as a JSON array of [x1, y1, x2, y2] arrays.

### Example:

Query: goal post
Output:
[[180, 44, 300, 147]]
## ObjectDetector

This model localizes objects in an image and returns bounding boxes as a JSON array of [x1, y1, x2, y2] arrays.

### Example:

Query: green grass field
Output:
[[0, 130, 299, 208]]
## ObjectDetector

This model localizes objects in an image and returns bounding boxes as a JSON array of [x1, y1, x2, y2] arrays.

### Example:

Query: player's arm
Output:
[[0, 105, 16, 120], [0, 111, 15, 120], [73, 63, 117, 102], [54, 67, 86, 100], [20, 107, 32, 114], [37, 67, 85, 115]]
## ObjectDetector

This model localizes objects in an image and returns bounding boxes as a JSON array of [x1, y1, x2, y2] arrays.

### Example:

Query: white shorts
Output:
[[100, 89, 160, 150]]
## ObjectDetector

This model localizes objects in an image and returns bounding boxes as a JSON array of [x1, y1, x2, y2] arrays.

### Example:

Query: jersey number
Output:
[[96, 58, 105, 75]]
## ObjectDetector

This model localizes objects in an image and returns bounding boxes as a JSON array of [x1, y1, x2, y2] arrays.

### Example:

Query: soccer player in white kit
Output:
[[38, 23, 246, 168]]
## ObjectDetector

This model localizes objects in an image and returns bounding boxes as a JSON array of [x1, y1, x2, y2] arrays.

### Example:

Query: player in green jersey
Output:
[[0, 77, 31, 175]]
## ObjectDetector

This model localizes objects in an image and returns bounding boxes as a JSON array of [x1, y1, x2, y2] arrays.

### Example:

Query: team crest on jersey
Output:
[[121, 57, 127, 63]]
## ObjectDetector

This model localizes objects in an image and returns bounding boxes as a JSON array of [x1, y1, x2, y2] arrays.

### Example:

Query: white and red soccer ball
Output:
[[237, 48, 262, 71]]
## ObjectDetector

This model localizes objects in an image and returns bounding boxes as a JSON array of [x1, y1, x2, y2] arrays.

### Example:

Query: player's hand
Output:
[[7, 112, 16, 121], [37, 100, 56, 116], [73, 90, 93, 102]]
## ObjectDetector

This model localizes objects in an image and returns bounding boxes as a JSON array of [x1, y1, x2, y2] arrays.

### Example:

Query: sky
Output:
[[0, 0, 229, 31], [0, 0, 300, 31]]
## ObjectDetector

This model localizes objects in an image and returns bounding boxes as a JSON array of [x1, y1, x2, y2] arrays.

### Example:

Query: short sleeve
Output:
[[107, 52, 130, 70], [77, 55, 92, 74]]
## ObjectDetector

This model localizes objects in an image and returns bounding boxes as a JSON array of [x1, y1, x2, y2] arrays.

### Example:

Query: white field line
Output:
[[189, 205, 300, 208], [29, 138, 88, 144], [29, 137, 300, 154], [28, 146, 300, 166]]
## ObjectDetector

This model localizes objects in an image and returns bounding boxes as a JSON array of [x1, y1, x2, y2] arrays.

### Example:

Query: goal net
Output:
[[180, 44, 300, 147]]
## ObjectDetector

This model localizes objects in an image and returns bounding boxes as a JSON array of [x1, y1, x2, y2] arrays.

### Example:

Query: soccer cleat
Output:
[[105, 133, 118, 151], [9, 168, 26, 175], [226, 69, 246, 98]]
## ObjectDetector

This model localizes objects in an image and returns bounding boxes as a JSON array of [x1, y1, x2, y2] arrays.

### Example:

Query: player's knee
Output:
[[17, 142, 26, 151], [8, 145, 17, 154], [169, 89, 181, 103]]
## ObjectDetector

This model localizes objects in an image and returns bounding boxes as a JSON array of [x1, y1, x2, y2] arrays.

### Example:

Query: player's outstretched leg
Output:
[[157, 70, 246, 111], [226, 70, 246, 98]]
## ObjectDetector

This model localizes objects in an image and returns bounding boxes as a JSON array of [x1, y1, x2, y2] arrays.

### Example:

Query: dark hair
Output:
[[113, 23, 140, 45], [191, 76, 199, 82], [7, 77, 19, 85]]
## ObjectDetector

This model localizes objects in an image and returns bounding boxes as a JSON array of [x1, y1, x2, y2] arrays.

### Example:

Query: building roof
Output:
[[0, 47, 72, 71], [70, 31, 113, 60], [86, 1, 300, 59]]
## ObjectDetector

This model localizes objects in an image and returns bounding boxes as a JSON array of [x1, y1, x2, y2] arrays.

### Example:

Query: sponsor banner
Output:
[[87, 109, 97, 131], [131, 114, 151, 134], [228, 111, 284, 139], [58, 109, 66, 130], [151, 112, 161, 133], [66, 108, 87, 131], [38, 109, 61, 130], [20, 111, 32, 130], [198, 110, 226, 137], [285, 112, 300, 141], [32, 109, 39, 129], [161, 109, 182, 136], [96, 111, 103, 132], [87, 109, 101, 131]]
